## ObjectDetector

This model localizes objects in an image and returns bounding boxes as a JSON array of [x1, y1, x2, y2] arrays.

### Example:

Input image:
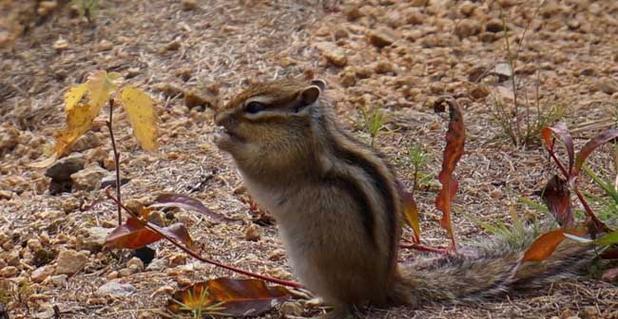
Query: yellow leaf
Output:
[[54, 101, 100, 156], [31, 84, 88, 166], [402, 193, 421, 243], [397, 183, 421, 243], [30, 71, 119, 167], [86, 70, 118, 111], [119, 86, 159, 151], [57, 71, 117, 155], [64, 83, 88, 112]]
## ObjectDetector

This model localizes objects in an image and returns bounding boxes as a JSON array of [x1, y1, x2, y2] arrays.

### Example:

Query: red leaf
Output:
[[105, 217, 163, 249], [522, 229, 567, 262], [523, 227, 587, 262], [397, 181, 421, 243], [540, 125, 613, 237], [153, 193, 231, 223], [168, 278, 292, 317], [572, 128, 618, 177], [541, 123, 574, 177], [149, 222, 195, 250], [105, 217, 194, 250], [433, 98, 465, 249], [540, 175, 573, 227]]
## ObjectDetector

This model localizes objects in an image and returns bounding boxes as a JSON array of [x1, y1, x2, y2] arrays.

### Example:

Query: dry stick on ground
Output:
[[106, 98, 122, 225], [103, 110, 302, 288]]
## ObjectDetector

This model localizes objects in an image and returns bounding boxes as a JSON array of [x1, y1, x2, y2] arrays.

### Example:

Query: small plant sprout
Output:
[[408, 144, 430, 195], [361, 106, 386, 147], [171, 285, 226, 319]]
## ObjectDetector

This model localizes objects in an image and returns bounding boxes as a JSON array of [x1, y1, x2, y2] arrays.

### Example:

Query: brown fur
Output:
[[213, 79, 594, 317]]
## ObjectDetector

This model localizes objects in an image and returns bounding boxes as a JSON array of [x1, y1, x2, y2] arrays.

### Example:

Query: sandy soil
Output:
[[0, 0, 616, 318]]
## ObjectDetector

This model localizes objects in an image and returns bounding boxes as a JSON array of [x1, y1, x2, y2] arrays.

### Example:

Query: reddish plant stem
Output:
[[106, 99, 122, 225], [105, 188, 135, 216], [105, 189, 302, 288], [574, 187, 610, 233], [400, 244, 450, 255], [399, 240, 450, 255], [546, 145, 570, 178]]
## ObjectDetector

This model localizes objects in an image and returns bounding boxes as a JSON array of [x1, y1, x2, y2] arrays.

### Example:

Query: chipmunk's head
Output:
[[214, 79, 326, 173]]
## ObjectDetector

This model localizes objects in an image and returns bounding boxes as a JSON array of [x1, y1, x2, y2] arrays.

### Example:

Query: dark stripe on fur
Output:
[[318, 114, 398, 258], [332, 126, 398, 252], [324, 173, 375, 245]]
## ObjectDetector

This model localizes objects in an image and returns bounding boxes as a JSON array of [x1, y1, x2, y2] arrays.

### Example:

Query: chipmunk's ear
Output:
[[311, 79, 326, 91], [296, 85, 321, 111]]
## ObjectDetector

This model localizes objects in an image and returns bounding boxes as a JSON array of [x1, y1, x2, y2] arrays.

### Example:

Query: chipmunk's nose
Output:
[[214, 110, 235, 128]]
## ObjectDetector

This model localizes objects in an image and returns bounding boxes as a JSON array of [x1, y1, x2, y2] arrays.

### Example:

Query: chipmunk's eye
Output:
[[245, 101, 266, 114]]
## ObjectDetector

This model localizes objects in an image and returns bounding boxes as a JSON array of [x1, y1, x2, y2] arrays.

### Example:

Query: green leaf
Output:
[[597, 230, 618, 246], [583, 165, 618, 204]]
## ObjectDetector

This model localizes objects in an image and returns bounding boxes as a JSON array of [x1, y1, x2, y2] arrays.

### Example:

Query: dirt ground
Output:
[[1, 0, 617, 318]]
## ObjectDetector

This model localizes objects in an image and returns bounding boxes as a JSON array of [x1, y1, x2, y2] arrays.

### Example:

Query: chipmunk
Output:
[[213, 79, 594, 318]]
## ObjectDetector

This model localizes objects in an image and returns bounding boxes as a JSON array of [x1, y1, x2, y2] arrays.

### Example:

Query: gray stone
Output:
[[72, 132, 102, 152], [126, 257, 144, 272], [100, 175, 130, 189], [146, 258, 168, 271], [45, 154, 85, 181], [368, 27, 398, 48], [31, 265, 54, 283], [315, 42, 348, 67], [48, 274, 68, 286], [78, 227, 113, 252], [55, 249, 88, 275], [70, 165, 109, 190], [95, 280, 136, 297], [33, 308, 55, 319]]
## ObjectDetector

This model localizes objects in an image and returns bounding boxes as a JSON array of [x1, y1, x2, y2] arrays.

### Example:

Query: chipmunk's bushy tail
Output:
[[390, 228, 595, 306]]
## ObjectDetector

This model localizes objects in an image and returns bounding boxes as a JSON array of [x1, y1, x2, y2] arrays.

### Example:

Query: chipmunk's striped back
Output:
[[315, 106, 401, 274]]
